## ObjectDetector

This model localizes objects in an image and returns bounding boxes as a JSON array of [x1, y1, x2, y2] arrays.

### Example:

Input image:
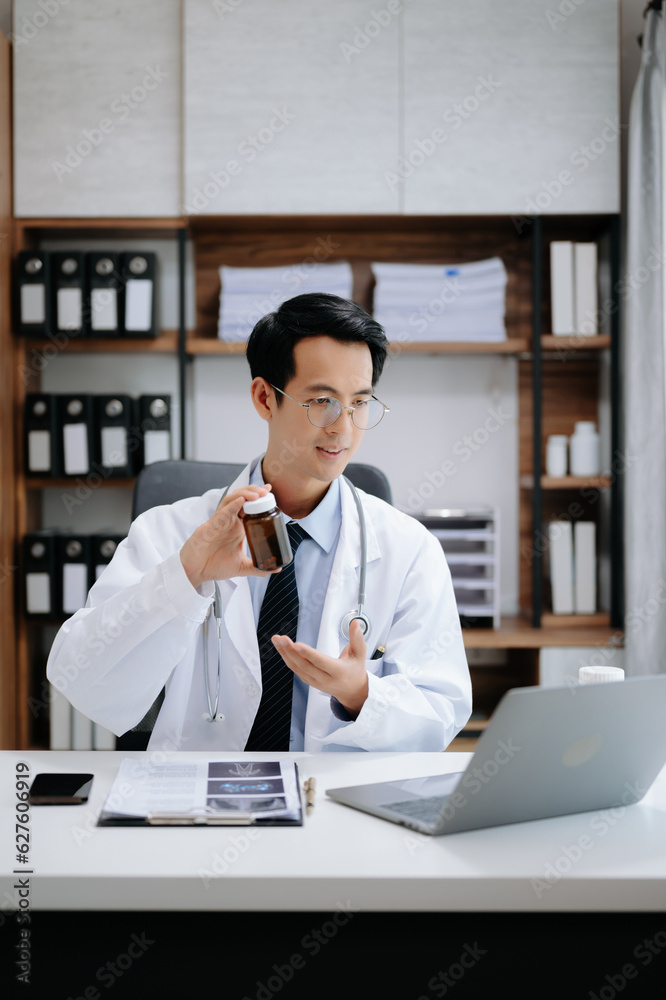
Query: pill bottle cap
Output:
[[578, 665, 625, 684], [547, 435, 568, 445], [573, 421, 597, 434], [243, 493, 277, 515]]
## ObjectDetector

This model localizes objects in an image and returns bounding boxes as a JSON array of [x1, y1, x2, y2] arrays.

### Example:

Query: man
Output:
[[47, 293, 472, 751]]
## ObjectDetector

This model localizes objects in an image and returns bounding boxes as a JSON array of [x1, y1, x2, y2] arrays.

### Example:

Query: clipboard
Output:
[[97, 758, 303, 827]]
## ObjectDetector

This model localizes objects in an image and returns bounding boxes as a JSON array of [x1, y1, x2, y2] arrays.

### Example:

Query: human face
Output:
[[262, 335, 374, 491]]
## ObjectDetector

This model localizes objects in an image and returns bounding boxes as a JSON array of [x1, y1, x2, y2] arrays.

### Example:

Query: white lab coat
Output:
[[46, 463, 472, 752]]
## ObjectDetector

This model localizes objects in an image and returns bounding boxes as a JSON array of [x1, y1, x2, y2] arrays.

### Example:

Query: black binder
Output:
[[58, 394, 95, 476], [94, 395, 135, 477], [58, 535, 92, 617], [88, 252, 122, 337], [16, 251, 52, 336], [121, 252, 157, 338], [25, 393, 61, 477], [91, 534, 125, 582], [136, 395, 172, 467], [52, 251, 88, 338], [23, 532, 58, 619]]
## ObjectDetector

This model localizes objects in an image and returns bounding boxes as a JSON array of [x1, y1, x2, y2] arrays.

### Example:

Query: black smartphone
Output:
[[28, 773, 94, 805]]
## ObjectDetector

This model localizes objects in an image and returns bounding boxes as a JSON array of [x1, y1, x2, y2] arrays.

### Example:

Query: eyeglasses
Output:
[[270, 385, 390, 430]]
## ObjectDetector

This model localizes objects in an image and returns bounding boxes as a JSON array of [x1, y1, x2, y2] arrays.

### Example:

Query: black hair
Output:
[[246, 293, 388, 400]]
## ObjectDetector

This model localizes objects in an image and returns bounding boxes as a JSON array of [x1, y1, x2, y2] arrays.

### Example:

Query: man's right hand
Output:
[[180, 484, 278, 590]]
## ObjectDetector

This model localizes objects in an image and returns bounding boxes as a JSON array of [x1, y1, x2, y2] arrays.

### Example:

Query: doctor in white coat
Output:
[[47, 293, 472, 752]]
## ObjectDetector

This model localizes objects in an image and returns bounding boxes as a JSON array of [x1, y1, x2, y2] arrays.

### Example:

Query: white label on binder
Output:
[[20, 284, 45, 324], [28, 429, 51, 472], [101, 426, 128, 468], [63, 423, 89, 475], [57, 287, 83, 331], [26, 572, 51, 614], [125, 279, 153, 332], [62, 562, 88, 615], [91, 288, 118, 331], [144, 429, 170, 465]]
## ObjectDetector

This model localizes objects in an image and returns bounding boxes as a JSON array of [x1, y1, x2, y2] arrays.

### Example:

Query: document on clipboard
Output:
[[97, 758, 303, 826]]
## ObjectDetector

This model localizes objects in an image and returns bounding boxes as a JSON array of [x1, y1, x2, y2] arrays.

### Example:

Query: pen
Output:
[[304, 778, 316, 815], [371, 645, 385, 661]]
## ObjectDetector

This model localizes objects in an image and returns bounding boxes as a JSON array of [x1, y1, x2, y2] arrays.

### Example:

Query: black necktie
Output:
[[245, 522, 308, 751]]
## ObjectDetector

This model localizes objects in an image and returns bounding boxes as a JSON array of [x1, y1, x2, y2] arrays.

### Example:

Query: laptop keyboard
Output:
[[384, 795, 449, 827]]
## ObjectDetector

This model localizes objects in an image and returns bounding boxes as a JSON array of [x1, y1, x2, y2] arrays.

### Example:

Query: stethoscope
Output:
[[202, 476, 370, 722]]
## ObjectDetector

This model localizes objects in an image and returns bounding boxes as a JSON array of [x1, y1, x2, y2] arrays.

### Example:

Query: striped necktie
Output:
[[245, 522, 308, 751]]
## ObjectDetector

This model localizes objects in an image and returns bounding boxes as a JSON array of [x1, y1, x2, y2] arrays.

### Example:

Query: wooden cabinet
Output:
[[182, 0, 619, 217], [402, 0, 620, 215], [184, 0, 400, 215]]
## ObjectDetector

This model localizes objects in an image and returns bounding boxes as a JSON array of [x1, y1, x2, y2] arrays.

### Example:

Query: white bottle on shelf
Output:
[[569, 421, 600, 477], [545, 435, 568, 477]]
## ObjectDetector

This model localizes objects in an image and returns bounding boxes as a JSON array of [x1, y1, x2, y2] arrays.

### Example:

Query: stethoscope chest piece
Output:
[[340, 609, 370, 642]]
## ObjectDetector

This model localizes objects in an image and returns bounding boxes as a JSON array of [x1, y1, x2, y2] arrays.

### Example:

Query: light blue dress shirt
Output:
[[248, 457, 342, 750]]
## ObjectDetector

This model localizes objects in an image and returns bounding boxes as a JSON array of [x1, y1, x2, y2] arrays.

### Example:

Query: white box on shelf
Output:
[[550, 241, 574, 335], [574, 521, 596, 614], [548, 520, 574, 614], [574, 242, 598, 335]]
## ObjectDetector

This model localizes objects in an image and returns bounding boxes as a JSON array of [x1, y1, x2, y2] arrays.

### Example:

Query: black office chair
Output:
[[117, 459, 392, 749], [131, 459, 392, 519]]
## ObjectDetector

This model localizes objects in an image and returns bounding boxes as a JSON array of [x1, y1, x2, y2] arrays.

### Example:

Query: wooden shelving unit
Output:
[[20, 332, 179, 353], [7, 212, 624, 750], [186, 337, 531, 356]]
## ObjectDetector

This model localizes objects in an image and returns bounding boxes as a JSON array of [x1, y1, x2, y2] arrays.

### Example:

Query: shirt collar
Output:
[[249, 456, 342, 554]]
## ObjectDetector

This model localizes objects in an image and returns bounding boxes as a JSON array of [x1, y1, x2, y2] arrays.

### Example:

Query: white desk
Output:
[[3, 750, 666, 913]]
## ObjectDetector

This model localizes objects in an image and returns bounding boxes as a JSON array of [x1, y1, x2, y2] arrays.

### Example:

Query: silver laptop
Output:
[[326, 675, 666, 835]]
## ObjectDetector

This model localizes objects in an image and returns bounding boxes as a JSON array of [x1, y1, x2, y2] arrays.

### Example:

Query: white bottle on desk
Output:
[[578, 666, 625, 684], [569, 421, 600, 477]]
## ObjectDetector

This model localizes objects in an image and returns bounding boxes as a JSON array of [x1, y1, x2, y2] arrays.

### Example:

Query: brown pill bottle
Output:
[[242, 493, 293, 571]]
